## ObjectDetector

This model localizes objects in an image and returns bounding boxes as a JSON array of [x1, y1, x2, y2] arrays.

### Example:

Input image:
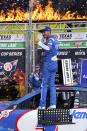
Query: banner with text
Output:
[[0, 34, 26, 99]]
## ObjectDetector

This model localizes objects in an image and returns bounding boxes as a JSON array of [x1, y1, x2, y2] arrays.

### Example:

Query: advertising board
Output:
[[0, 34, 26, 99]]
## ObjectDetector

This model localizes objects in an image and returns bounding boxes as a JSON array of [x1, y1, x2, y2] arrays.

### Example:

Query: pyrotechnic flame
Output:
[[0, 1, 86, 22]]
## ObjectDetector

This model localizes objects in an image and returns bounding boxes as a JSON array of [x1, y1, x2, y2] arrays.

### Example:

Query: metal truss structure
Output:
[[0, 20, 87, 32], [33, 21, 87, 31]]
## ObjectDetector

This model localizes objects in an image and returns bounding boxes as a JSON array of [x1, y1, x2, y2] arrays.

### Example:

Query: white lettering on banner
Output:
[[0, 43, 17, 48], [75, 51, 85, 55], [8, 43, 16, 48], [59, 43, 70, 47], [58, 51, 69, 55], [1, 52, 22, 56]]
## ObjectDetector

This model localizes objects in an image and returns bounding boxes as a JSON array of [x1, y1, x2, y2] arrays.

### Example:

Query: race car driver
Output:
[[36, 26, 59, 109]]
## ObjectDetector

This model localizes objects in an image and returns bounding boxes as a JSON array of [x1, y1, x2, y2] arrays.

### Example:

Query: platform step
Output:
[[38, 109, 72, 125]]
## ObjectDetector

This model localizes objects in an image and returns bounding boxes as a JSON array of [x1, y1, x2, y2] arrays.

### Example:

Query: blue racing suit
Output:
[[29, 71, 42, 91], [38, 35, 59, 107]]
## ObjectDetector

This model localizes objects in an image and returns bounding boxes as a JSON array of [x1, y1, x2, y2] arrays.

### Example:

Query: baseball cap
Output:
[[35, 64, 40, 68], [38, 26, 51, 33]]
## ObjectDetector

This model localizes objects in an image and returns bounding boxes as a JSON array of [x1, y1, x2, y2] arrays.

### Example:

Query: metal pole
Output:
[[25, 0, 33, 94], [29, 0, 32, 74], [32, 30, 35, 72], [25, 24, 29, 94]]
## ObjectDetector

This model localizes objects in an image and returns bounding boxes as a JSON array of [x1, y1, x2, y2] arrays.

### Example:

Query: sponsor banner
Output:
[[37, 32, 87, 49], [59, 41, 87, 48], [0, 34, 26, 98], [38, 32, 87, 44], [0, 50, 25, 78], [0, 42, 25, 49], [0, 34, 25, 42], [0, 49, 25, 98], [55, 32, 87, 41], [58, 48, 87, 60], [38, 41, 87, 49]]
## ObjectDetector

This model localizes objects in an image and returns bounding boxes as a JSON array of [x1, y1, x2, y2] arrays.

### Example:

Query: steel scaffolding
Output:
[[0, 21, 87, 32]]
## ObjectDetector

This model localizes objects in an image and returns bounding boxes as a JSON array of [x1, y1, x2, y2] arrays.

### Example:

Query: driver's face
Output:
[[35, 67, 40, 72], [42, 31, 51, 38]]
